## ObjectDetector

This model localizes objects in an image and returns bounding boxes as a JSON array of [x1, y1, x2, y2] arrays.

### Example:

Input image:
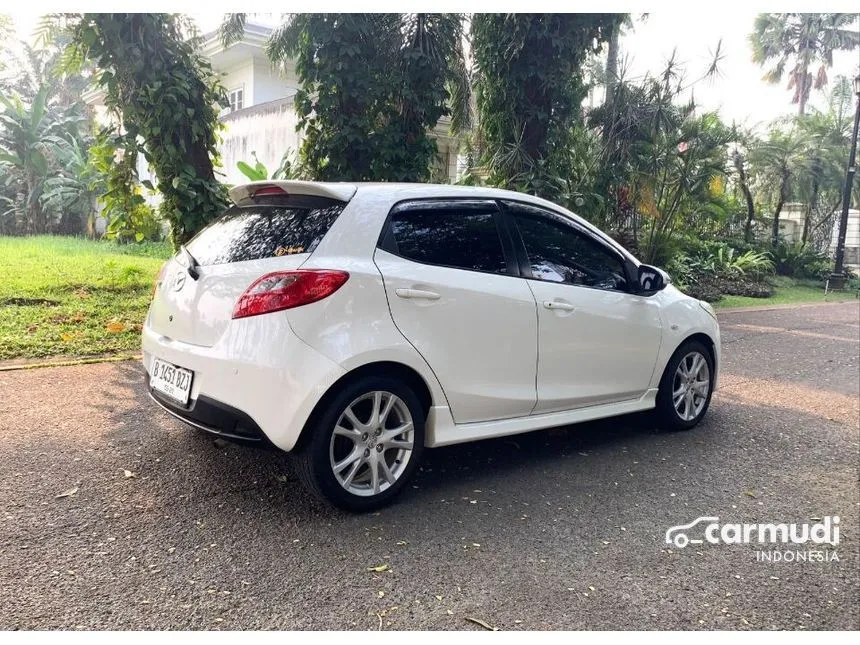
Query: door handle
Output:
[[396, 288, 441, 300], [543, 300, 575, 311]]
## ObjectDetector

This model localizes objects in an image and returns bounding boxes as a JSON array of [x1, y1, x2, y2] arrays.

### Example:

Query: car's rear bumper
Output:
[[147, 385, 277, 448], [142, 311, 347, 451]]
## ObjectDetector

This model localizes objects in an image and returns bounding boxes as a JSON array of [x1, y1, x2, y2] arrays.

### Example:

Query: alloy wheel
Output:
[[328, 391, 415, 497], [672, 351, 711, 422]]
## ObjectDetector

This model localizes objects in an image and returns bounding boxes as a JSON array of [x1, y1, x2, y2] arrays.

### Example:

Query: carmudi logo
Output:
[[664, 516, 840, 562]]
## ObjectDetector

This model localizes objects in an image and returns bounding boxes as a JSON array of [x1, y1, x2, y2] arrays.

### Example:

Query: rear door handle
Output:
[[543, 300, 575, 311], [395, 288, 441, 300]]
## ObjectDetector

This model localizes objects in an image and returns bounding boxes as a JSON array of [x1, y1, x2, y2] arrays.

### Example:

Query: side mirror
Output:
[[637, 264, 667, 294]]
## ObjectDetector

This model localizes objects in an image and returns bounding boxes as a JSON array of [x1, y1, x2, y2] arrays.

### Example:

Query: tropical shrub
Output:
[[59, 13, 230, 246], [222, 13, 470, 182], [471, 13, 620, 202], [89, 133, 161, 243], [770, 242, 831, 279], [665, 239, 775, 302]]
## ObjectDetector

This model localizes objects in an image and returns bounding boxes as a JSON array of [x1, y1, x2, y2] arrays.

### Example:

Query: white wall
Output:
[[219, 102, 302, 185], [252, 58, 298, 106], [830, 209, 860, 267]]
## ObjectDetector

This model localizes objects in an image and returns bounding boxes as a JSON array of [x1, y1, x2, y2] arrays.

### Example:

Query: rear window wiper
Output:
[[179, 245, 200, 280]]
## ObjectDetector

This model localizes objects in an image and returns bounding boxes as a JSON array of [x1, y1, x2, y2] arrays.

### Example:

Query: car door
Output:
[[374, 199, 538, 423], [503, 201, 662, 414]]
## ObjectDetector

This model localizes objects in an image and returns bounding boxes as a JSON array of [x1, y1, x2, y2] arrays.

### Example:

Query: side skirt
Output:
[[425, 389, 659, 448]]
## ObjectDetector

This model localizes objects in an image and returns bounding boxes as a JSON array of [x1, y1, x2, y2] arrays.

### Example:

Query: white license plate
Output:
[[150, 358, 194, 405]]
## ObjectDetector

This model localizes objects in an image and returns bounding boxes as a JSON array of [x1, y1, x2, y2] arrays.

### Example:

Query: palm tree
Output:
[[794, 76, 856, 245], [748, 126, 808, 246], [750, 13, 860, 115]]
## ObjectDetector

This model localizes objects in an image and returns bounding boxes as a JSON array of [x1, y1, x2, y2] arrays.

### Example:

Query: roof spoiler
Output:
[[228, 181, 358, 206]]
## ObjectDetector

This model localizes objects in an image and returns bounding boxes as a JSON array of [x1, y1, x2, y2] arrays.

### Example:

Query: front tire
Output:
[[655, 340, 714, 431], [293, 376, 425, 511]]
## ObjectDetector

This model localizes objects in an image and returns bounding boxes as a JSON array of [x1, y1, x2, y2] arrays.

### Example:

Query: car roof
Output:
[[228, 180, 636, 262], [230, 180, 563, 210]]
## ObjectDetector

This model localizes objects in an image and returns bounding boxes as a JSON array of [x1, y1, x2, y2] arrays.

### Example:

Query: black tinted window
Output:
[[386, 206, 507, 274], [186, 201, 344, 266], [512, 206, 628, 291]]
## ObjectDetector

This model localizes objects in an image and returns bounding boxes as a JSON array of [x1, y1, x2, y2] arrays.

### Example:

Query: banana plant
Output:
[[0, 85, 86, 234], [236, 150, 296, 182]]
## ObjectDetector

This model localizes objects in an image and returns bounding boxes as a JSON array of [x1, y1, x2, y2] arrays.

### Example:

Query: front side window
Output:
[[510, 204, 628, 291], [384, 204, 507, 275]]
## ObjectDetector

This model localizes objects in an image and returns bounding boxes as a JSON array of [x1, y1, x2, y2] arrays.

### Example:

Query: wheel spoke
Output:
[[333, 448, 362, 473], [341, 459, 362, 487], [381, 422, 413, 442], [333, 425, 362, 442], [379, 458, 396, 484], [344, 408, 366, 431], [386, 439, 413, 451], [692, 354, 704, 377], [366, 391, 382, 428], [673, 391, 685, 408], [379, 394, 396, 427]]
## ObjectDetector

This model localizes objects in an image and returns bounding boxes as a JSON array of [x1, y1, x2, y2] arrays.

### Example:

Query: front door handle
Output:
[[396, 288, 441, 300], [543, 300, 575, 311]]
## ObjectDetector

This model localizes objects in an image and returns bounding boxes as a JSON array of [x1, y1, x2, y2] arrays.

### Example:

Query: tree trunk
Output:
[[771, 176, 789, 247], [602, 22, 620, 144], [771, 198, 784, 247], [801, 177, 819, 244], [734, 152, 756, 242], [798, 80, 807, 116]]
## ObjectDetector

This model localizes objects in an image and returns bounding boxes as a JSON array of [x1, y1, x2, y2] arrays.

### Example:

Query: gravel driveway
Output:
[[1, 302, 858, 630]]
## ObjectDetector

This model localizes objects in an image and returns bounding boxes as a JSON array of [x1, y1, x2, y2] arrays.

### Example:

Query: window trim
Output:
[[377, 198, 519, 277], [499, 200, 637, 294], [228, 87, 244, 113]]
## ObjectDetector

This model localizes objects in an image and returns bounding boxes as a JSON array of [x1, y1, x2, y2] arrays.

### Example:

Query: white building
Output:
[[775, 202, 860, 271], [84, 22, 462, 187], [829, 208, 860, 271]]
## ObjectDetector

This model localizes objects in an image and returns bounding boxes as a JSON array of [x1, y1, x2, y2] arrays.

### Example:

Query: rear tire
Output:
[[654, 340, 714, 431], [292, 375, 425, 511]]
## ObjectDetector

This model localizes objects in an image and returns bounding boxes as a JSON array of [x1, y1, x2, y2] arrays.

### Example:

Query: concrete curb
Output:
[[716, 299, 858, 315], [0, 354, 141, 372]]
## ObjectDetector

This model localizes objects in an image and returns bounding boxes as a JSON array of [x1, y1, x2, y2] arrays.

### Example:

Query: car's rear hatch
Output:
[[148, 182, 356, 347]]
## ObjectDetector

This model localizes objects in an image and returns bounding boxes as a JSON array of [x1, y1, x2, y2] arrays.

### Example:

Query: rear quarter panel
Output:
[[287, 192, 449, 408]]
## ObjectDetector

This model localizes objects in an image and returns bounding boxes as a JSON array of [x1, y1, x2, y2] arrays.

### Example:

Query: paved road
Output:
[[1, 302, 858, 630]]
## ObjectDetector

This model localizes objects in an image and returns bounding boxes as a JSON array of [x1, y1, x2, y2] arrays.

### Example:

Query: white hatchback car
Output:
[[143, 181, 720, 510]]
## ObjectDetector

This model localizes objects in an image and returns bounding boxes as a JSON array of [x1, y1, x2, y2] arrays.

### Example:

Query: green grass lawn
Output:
[[0, 236, 856, 361], [0, 236, 173, 361], [714, 278, 858, 309]]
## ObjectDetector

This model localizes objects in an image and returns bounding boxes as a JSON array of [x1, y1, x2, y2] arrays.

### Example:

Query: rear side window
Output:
[[186, 198, 345, 266], [382, 203, 507, 274]]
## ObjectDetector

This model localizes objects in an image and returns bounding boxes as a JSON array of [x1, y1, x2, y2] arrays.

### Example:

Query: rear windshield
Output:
[[185, 197, 345, 266]]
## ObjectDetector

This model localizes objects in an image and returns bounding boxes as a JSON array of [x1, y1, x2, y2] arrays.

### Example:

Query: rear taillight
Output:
[[232, 270, 349, 319], [152, 261, 169, 298]]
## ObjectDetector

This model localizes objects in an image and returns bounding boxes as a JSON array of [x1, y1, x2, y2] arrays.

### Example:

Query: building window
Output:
[[228, 88, 244, 112]]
